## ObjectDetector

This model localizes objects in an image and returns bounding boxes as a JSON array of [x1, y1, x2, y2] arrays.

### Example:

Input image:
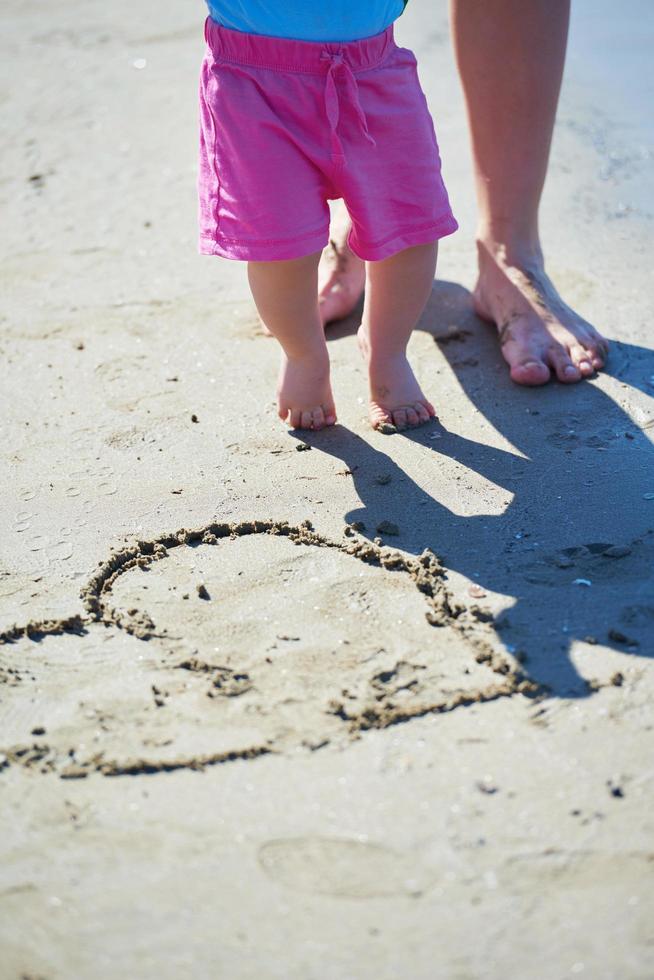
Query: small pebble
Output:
[[375, 474, 392, 485], [60, 765, 88, 780], [602, 545, 631, 558], [295, 441, 311, 451], [572, 578, 592, 587], [468, 584, 487, 598], [608, 628, 638, 647], [196, 583, 210, 600], [377, 423, 397, 435], [31, 726, 46, 736], [191, 414, 199, 423], [376, 520, 399, 536], [644, 492, 654, 500], [475, 780, 498, 795]]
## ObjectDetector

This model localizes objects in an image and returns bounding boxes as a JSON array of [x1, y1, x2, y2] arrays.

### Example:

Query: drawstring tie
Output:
[[322, 50, 376, 166]]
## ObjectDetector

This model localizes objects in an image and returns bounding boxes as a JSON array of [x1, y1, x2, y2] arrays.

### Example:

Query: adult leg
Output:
[[248, 252, 336, 429], [358, 243, 438, 430], [451, 0, 608, 385], [319, 1, 608, 384]]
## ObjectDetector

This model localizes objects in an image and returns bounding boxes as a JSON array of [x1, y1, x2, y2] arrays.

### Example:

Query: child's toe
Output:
[[392, 408, 408, 430], [290, 408, 302, 429], [370, 404, 391, 429], [312, 406, 326, 429], [300, 409, 313, 429], [405, 407, 419, 427], [414, 403, 431, 423]]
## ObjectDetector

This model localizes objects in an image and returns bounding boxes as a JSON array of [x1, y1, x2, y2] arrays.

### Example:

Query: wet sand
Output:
[[1, 1, 653, 978]]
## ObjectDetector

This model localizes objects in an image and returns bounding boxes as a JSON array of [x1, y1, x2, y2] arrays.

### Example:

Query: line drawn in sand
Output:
[[0, 517, 603, 781]]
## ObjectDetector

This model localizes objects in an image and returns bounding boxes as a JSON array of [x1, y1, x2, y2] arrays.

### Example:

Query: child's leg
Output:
[[357, 242, 438, 430], [248, 252, 337, 430]]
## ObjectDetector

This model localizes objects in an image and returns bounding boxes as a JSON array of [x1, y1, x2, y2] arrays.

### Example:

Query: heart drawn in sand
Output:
[[0, 521, 536, 779]]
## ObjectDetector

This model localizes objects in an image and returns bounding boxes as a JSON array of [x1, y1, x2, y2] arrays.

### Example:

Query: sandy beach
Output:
[[1, 1, 653, 977]]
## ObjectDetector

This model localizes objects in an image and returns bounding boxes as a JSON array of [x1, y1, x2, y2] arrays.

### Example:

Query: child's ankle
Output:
[[357, 324, 408, 365], [364, 344, 409, 368], [281, 338, 329, 365]]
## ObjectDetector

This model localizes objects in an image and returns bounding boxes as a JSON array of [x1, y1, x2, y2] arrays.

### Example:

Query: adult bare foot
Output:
[[317, 203, 366, 326], [474, 239, 609, 386], [357, 326, 435, 431], [277, 344, 337, 430], [318, 238, 366, 326]]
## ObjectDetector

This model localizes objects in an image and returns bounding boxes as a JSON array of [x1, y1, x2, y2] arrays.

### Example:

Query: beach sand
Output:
[[1, 1, 653, 977]]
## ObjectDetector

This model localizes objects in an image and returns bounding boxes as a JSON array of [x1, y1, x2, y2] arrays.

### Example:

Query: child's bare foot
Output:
[[358, 327, 435, 431], [367, 357, 436, 430], [277, 346, 337, 430]]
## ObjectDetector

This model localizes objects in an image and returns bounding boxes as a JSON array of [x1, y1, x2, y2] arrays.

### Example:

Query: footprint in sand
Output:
[[258, 837, 437, 898]]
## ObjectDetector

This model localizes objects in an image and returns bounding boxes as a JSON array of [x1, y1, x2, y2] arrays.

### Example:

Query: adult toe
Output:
[[548, 347, 581, 383], [509, 358, 551, 386], [588, 337, 608, 369], [570, 345, 595, 376]]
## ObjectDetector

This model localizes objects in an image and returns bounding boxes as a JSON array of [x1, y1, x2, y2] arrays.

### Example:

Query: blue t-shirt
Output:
[[205, 1, 406, 42]]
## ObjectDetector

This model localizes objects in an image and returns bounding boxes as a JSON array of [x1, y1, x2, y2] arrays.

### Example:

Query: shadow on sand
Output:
[[296, 280, 654, 697]]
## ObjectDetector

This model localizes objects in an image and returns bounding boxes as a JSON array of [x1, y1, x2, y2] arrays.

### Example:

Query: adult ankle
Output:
[[476, 228, 543, 270]]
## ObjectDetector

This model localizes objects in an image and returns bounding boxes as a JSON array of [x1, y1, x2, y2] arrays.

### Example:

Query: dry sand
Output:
[[1, 1, 653, 978]]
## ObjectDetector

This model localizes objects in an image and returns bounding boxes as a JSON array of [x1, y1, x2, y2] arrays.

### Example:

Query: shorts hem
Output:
[[199, 231, 329, 262], [348, 214, 459, 261]]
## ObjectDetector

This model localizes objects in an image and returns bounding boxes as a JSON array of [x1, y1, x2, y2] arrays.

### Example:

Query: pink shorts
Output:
[[198, 20, 458, 262]]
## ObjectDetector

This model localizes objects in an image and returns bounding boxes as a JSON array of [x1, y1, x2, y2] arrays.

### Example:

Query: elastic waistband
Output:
[[204, 18, 396, 74]]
